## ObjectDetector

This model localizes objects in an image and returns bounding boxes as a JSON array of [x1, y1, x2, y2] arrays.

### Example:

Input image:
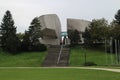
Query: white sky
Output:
[[0, 0, 120, 33]]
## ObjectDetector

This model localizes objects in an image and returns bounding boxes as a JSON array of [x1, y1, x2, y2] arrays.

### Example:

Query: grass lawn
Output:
[[0, 68, 120, 80], [69, 46, 116, 66], [0, 49, 47, 67]]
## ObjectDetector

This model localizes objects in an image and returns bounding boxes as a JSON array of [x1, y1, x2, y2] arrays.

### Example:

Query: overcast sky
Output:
[[0, 0, 120, 33]]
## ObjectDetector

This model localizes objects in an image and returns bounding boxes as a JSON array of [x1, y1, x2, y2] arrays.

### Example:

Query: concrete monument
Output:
[[67, 18, 90, 43], [38, 14, 61, 45]]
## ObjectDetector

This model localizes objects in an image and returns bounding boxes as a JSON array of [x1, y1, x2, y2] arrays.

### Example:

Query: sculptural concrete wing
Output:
[[67, 18, 90, 32], [67, 18, 90, 43], [38, 14, 61, 45]]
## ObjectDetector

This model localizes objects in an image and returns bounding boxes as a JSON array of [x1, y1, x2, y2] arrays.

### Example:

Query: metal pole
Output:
[[118, 40, 120, 64], [110, 37, 113, 65], [105, 39, 108, 65], [82, 47, 87, 65], [84, 49, 86, 65], [57, 45, 63, 64], [115, 39, 118, 64]]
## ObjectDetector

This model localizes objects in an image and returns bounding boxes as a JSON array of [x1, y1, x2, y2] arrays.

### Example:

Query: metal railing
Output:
[[57, 45, 63, 64]]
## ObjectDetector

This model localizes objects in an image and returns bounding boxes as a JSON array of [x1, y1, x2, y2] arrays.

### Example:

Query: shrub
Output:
[[32, 44, 47, 51], [83, 62, 97, 66]]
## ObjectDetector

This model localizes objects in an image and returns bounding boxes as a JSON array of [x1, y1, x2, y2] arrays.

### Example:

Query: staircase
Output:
[[42, 45, 70, 67]]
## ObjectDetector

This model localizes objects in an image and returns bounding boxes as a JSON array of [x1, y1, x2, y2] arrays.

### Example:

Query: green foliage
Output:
[[29, 17, 42, 45], [5, 33, 21, 53], [28, 17, 46, 51], [68, 29, 80, 45], [21, 31, 32, 51], [17, 32, 25, 41], [32, 43, 47, 51], [84, 62, 97, 66], [82, 27, 91, 44], [111, 24, 120, 40], [21, 17, 46, 52], [115, 9, 120, 24], [0, 10, 21, 53], [83, 18, 109, 44], [110, 9, 120, 40]]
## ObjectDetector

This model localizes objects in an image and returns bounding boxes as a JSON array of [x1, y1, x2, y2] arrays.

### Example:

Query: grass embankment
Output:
[[0, 49, 47, 67], [0, 68, 120, 80], [69, 46, 116, 66]]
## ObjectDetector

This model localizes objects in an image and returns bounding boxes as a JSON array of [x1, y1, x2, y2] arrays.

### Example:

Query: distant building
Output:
[[67, 18, 90, 43], [38, 14, 61, 45]]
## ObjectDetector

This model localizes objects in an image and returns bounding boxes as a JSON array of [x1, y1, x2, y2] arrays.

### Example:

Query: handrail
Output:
[[57, 45, 63, 64]]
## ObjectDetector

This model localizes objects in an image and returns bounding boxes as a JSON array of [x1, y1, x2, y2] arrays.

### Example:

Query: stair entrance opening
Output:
[[61, 32, 70, 45]]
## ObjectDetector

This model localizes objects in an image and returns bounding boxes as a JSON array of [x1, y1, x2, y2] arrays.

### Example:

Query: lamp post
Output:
[[105, 39, 108, 65], [82, 47, 87, 65], [110, 37, 113, 65], [115, 39, 118, 64]]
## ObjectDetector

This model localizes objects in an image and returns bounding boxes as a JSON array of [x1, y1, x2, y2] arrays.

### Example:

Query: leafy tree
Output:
[[83, 18, 109, 44], [111, 9, 120, 40], [110, 23, 120, 41], [82, 27, 91, 44], [115, 9, 120, 24], [0, 10, 20, 53], [68, 29, 80, 45]]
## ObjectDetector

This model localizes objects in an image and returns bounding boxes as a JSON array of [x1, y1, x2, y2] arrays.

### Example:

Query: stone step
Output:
[[42, 45, 70, 67]]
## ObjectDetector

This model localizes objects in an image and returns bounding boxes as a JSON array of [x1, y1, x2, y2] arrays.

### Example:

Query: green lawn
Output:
[[0, 50, 47, 67], [69, 46, 116, 66], [0, 68, 119, 80], [0, 47, 118, 67]]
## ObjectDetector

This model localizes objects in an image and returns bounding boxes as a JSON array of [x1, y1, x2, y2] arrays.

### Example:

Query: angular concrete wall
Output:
[[67, 18, 90, 32], [38, 14, 61, 45], [67, 18, 90, 43]]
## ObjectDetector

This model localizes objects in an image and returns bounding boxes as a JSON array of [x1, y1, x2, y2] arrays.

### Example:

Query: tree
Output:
[[0, 10, 20, 53], [82, 27, 91, 44], [22, 17, 46, 51], [83, 18, 109, 44], [68, 29, 80, 45], [28, 17, 42, 46], [17, 32, 25, 41], [109, 9, 120, 62], [110, 24, 120, 40], [115, 9, 120, 24], [21, 31, 31, 51], [111, 9, 120, 40]]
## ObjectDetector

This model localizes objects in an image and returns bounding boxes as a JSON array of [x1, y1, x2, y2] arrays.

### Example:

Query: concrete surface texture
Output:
[[67, 18, 90, 32], [38, 14, 61, 45], [67, 18, 90, 43]]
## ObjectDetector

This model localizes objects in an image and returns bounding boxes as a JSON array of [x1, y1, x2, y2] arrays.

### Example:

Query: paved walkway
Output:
[[69, 67, 120, 73], [0, 67, 120, 73], [44, 67, 120, 73]]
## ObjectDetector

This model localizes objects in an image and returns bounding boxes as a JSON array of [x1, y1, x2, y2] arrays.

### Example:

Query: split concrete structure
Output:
[[38, 14, 61, 45], [67, 18, 90, 43]]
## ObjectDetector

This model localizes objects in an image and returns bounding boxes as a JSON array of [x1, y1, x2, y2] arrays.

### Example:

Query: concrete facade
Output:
[[38, 14, 61, 45], [67, 18, 90, 43]]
